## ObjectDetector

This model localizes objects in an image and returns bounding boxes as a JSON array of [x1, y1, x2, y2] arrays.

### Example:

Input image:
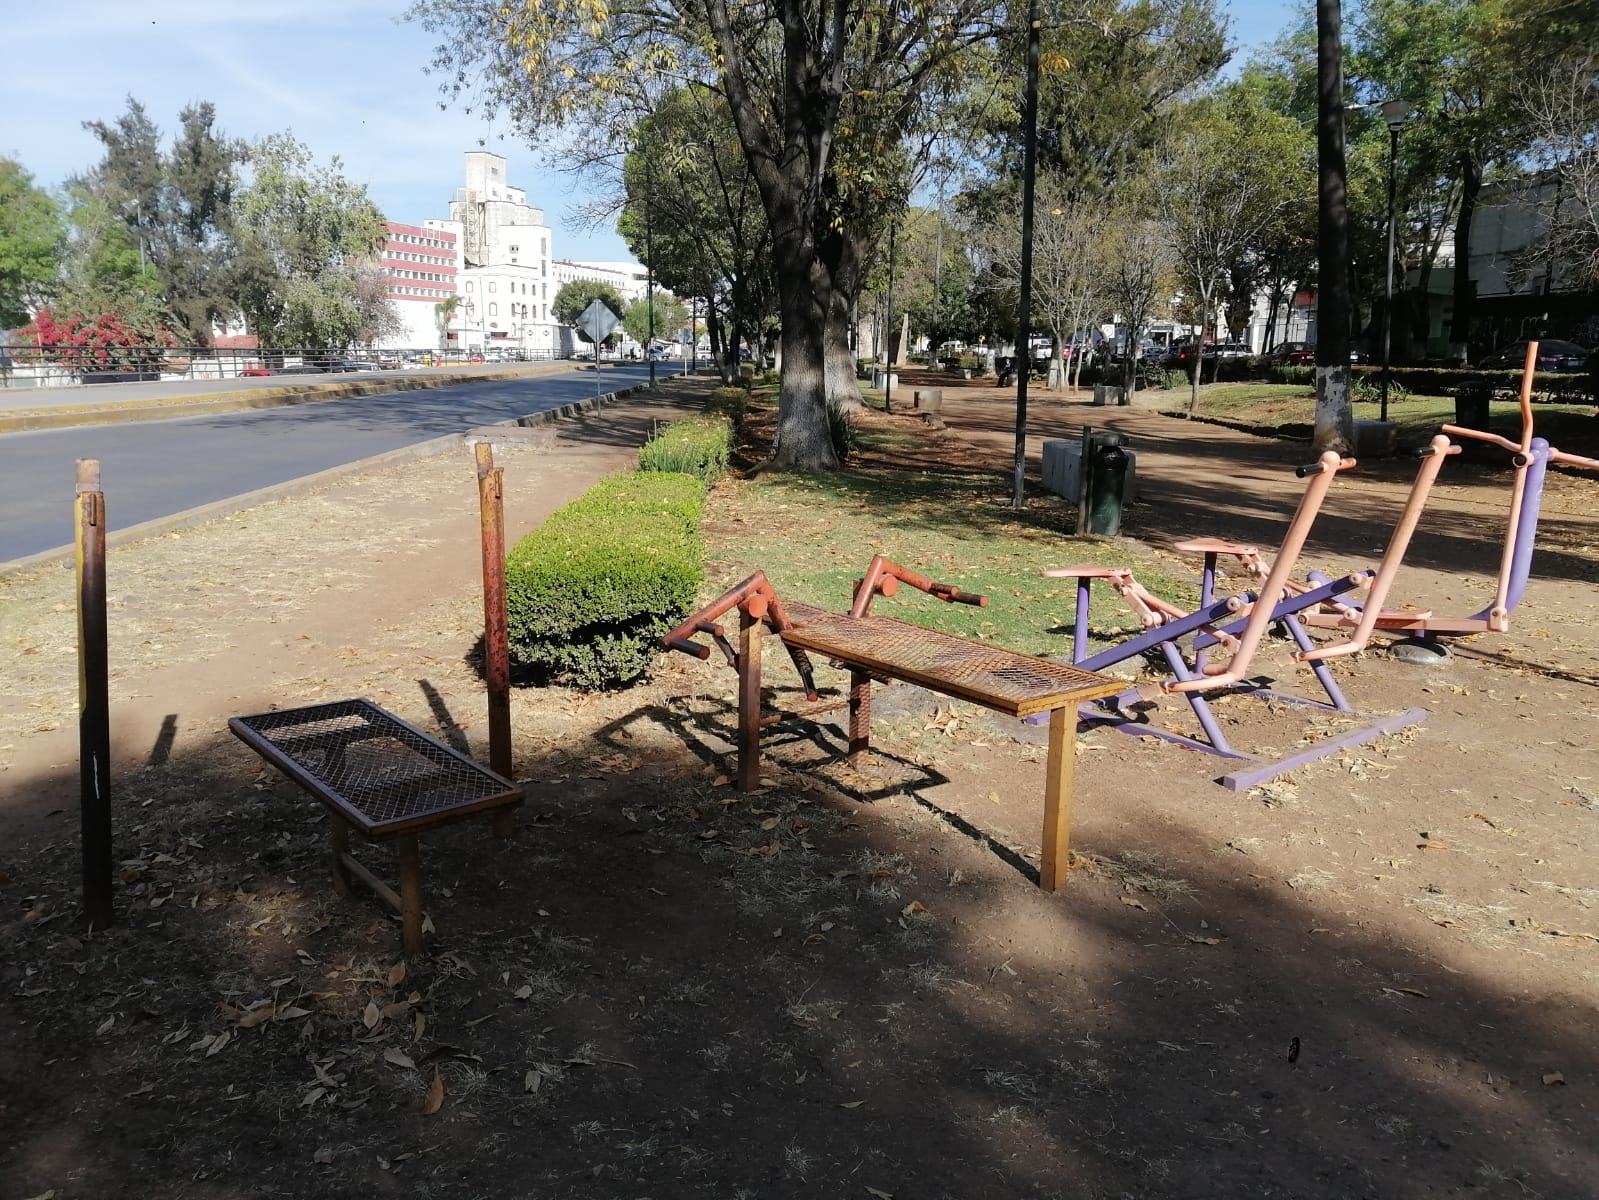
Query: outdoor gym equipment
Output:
[[1298, 342, 1599, 654], [660, 558, 1121, 890], [1043, 451, 1435, 790]]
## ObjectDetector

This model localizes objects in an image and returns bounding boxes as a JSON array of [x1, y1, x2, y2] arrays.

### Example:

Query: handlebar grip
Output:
[[663, 636, 710, 660], [1296, 452, 1357, 477], [942, 588, 989, 607]]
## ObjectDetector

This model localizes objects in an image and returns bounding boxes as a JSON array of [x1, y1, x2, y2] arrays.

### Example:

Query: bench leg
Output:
[[737, 610, 763, 793], [1040, 708, 1075, 892], [848, 669, 872, 762], [330, 817, 354, 898], [398, 835, 425, 955]]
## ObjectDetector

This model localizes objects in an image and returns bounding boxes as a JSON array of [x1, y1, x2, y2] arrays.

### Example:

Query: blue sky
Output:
[[2, 0, 1301, 262]]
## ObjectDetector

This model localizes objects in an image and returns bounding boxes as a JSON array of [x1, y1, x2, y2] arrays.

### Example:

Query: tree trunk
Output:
[[1449, 156, 1480, 365], [1187, 297, 1207, 414], [765, 236, 838, 472], [824, 307, 861, 411], [823, 233, 865, 411]]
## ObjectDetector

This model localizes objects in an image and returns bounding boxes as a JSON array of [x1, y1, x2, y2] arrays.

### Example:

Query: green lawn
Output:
[[1169, 382, 1599, 444], [702, 465, 1196, 660]]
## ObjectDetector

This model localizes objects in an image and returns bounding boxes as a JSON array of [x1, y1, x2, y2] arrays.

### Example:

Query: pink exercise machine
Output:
[[1041, 446, 1463, 789], [1298, 342, 1599, 659]]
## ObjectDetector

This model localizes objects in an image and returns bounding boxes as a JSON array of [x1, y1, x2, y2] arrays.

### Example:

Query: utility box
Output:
[[1042, 437, 1137, 508]]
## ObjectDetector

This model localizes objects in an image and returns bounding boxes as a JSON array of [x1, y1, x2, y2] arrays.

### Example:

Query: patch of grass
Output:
[[1172, 383, 1599, 445], [703, 468, 1195, 658]]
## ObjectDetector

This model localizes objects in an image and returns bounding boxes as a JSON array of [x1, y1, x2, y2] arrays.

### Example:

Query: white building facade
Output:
[[436, 152, 564, 354], [552, 259, 650, 305]]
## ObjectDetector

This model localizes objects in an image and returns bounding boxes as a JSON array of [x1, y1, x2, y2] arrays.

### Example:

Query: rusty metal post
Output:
[[474, 443, 513, 809], [737, 609, 763, 792], [848, 669, 872, 762], [75, 459, 113, 928]]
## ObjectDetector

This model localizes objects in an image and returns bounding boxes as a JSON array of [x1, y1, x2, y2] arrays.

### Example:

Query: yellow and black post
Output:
[[75, 458, 113, 927]]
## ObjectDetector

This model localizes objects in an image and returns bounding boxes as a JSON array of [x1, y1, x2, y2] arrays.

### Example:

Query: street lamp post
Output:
[[461, 299, 477, 354], [1379, 98, 1413, 424], [1012, 0, 1042, 509]]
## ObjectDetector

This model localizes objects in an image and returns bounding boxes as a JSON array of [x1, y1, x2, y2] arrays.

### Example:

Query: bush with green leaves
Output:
[[505, 472, 706, 690], [827, 401, 859, 461], [638, 414, 733, 484]]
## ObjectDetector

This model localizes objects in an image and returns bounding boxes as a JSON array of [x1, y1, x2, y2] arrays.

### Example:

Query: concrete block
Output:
[[1042, 440, 1138, 505], [913, 389, 944, 412]]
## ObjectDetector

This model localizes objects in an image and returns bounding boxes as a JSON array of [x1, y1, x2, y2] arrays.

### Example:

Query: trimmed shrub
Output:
[[506, 472, 706, 690], [639, 415, 732, 485]]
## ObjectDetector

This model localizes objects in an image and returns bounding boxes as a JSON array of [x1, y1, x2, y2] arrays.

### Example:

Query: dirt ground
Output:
[[2, 374, 1597, 1200]]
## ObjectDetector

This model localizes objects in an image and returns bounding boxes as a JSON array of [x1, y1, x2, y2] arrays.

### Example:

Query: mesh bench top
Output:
[[780, 602, 1122, 718], [230, 699, 523, 840]]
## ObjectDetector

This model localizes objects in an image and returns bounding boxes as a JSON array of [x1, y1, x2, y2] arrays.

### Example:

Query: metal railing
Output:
[[0, 344, 575, 389]]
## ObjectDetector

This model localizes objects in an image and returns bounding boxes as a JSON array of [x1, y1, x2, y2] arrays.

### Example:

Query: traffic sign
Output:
[[576, 299, 621, 345]]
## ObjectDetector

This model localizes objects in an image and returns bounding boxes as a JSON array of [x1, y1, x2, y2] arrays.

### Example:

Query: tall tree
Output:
[[409, 0, 1001, 471], [552, 279, 627, 342], [1516, 56, 1599, 292], [79, 98, 245, 344], [1158, 94, 1297, 412], [232, 135, 387, 349], [1101, 204, 1177, 396], [0, 159, 64, 328], [982, 175, 1106, 388], [624, 293, 686, 344], [1353, 0, 1523, 364], [616, 85, 775, 382]]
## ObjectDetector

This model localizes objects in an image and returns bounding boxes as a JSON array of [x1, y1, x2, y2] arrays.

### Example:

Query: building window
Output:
[[509, 245, 519, 253], [488, 281, 496, 293], [465, 281, 474, 293], [488, 303, 498, 317]]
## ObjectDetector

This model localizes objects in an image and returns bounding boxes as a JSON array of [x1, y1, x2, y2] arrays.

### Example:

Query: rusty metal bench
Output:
[[662, 559, 1121, 890], [229, 699, 523, 953]]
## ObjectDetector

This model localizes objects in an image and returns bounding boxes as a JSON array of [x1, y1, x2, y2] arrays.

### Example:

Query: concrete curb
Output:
[[0, 385, 647, 577], [0, 362, 581, 434]]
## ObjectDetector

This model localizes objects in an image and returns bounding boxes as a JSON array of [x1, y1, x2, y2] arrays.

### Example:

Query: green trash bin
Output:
[[1076, 429, 1129, 536]]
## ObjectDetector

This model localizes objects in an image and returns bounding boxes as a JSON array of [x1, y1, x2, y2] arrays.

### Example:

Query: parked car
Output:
[[240, 364, 273, 377], [1480, 339, 1591, 373], [1266, 342, 1314, 365], [1210, 340, 1254, 360]]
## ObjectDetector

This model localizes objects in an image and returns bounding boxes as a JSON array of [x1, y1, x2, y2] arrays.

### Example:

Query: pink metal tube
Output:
[[1298, 435, 1459, 662], [1165, 452, 1355, 694]]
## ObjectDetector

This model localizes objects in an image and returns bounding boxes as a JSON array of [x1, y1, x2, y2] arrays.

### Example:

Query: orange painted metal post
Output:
[[474, 444, 514, 820], [737, 609, 763, 792], [848, 669, 872, 762], [1039, 707, 1074, 892], [75, 458, 114, 928]]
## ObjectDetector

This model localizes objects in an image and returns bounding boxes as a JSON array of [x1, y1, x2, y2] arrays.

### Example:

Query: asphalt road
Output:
[[0, 363, 659, 563]]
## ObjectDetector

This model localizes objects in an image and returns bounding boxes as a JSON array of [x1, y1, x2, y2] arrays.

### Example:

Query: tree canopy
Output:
[[0, 159, 64, 330], [553, 279, 627, 342]]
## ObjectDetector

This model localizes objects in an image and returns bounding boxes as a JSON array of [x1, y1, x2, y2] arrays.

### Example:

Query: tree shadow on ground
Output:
[[3, 684, 1594, 1199]]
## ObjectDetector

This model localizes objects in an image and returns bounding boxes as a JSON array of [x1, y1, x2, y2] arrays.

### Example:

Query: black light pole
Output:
[[1379, 99, 1413, 424], [1012, 0, 1042, 509], [645, 162, 657, 389], [884, 218, 897, 413], [1314, 0, 1354, 454]]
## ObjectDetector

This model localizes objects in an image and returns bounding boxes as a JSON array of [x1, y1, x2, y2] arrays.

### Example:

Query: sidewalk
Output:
[[0, 381, 712, 840]]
